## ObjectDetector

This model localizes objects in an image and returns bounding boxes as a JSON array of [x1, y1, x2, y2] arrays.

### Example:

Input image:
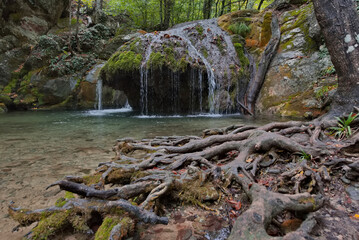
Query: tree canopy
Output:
[[81, 0, 274, 30]]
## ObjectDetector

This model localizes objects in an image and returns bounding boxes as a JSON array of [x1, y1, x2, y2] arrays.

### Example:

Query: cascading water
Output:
[[122, 18, 242, 115], [95, 79, 103, 110], [140, 35, 161, 115]]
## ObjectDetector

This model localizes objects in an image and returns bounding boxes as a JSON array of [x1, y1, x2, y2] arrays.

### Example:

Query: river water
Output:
[[0, 109, 276, 239]]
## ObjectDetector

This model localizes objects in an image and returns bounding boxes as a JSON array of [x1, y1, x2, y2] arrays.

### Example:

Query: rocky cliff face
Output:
[[0, 0, 69, 86], [255, 3, 334, 118], [0, 1, 132, 111], [0, 1, 336, 117]]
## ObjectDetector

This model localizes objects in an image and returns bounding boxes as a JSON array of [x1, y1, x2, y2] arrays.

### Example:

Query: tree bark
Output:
[[313, 0, 359, 116], [163, 0, 174, 29], [258, 0, 265, 10], [203, 0, 214, 19]]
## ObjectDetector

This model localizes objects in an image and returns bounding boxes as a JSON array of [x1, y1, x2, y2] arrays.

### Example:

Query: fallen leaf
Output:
[[246, 158, 253, 163]]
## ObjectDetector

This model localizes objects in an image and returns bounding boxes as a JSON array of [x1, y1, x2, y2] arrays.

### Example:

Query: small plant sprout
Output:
[[329, 112, 358, 140], [299, 150, 312, 162]]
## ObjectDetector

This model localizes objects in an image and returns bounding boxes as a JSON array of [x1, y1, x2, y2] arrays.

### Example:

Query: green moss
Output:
[[260, 12, 272, 46], [55, 191, 75, 208], [3, 78, 18, 94], [178, 178, 219, 205], [32, 211, 70, 239], [201, 47, 209, 58], [104, 50, 143, 73], [195, 25, 204, 35], [228, 22, 251, 38], [9, 208, 47, 226], [129, 38, 142, 53], [234, 43, 249, 67], [83, 174, 102, 185], [65, 191, 75, 199], [148, 52, 165, 70], [215, 36, 226, 55], [178, 57, 188, 72], [95, 216, 133, 240], [280, 3, 317, 54], [9, 13, 22, 23]]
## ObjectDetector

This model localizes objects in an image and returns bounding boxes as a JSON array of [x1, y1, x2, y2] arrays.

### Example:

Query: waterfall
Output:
[[199, 70, 203, 113], [95, 79, 103, 110], [171, 30, 216, 113], [135, 18, 240, 115], [140, 35, 160, 115]]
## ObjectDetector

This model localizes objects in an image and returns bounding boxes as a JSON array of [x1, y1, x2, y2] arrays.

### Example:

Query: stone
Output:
[[99, 33, 142, 60], [0, 102, 7, 113], [256, 3, 334, 117], [346, 186, 359, 201], [40, 77, 77, 105]]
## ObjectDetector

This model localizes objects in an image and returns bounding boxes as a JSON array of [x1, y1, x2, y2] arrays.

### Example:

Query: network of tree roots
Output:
[[9, 113, 359, 239]]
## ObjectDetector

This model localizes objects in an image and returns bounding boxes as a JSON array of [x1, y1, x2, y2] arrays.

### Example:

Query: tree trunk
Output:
[[246, 0, 255, 9], [159, 0, 163, 28], [257, 0, 265, 10], [95, 0, 102, 11], [203, 0, 213, 19], [312, 0, 359, 116], [220, 0, 226, 16], [163, 0, 174, 29]]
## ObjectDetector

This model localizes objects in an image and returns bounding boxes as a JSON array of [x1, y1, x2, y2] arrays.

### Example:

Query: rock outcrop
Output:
[[101, 19, 251, 115], [220, 2, 334, 117], [0, 0, 133, 111]]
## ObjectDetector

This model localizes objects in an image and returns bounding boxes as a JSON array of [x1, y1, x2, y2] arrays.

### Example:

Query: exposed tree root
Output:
[[9, 115, 359, 239]]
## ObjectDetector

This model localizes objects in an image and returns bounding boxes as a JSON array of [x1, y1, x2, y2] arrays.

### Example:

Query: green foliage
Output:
[[329, 113, 358, 140], [49, 54, 97, 76], [104, 50, 143, 73], [234, 43, 249, 67], [102, 0, 273, 30], [95, 216, 133, 240], [320, 65, 336, 76], [315, 84, 337, 100], [148, 52, 165, 70], [299, 150, 312, 161], [228, 22, 251, 37], [196, 24, 204, 35]]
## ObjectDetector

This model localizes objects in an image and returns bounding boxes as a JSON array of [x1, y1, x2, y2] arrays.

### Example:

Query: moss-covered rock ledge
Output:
[[100, 19, 248, 114]]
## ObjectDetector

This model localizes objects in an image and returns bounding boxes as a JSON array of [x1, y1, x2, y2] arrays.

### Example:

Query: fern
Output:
[[228, 22, 251, 37], [329, 112, 358, 140]]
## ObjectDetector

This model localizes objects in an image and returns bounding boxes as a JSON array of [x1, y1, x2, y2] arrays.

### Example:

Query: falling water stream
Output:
[[95, 78, 103, 110], [137, 19, 238, 115]]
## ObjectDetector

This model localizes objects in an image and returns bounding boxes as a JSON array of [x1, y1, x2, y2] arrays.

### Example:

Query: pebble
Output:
[[341, 176, 351, 184], [267, 168, 281, 174], [346, 186, 359, 201]]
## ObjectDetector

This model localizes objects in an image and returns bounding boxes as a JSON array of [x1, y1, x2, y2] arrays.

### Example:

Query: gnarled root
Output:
[[9, 114, 359, 239]]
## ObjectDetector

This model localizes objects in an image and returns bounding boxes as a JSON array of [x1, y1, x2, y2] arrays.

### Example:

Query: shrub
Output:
[[228, 22, 251, 38]]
